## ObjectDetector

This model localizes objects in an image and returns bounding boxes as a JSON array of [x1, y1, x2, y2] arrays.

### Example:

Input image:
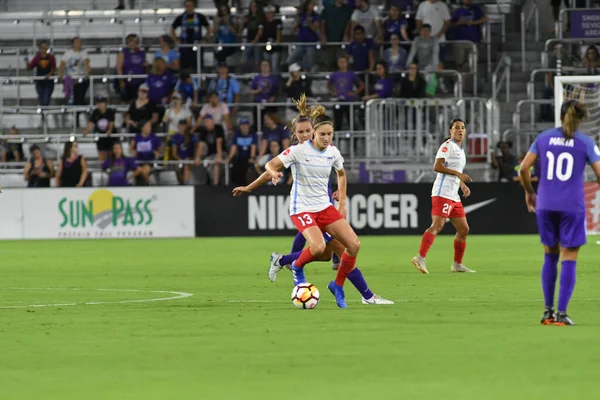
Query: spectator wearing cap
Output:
[[286, 0, 320, 73], [26, 40, 56, 107], [24, 145, 54, 188], [58, 36, 91, 128], [451, 0, 487, 70], [102, 142, 141, 186], [214, 5, 241, 64], [124, 83, 159, 133], [262, 5, 283, 73], [207, 63, 240, 106], [83, 97, 116, 162], [175, 70, 201, 107], [248, 59, 280, 128], [170, 119, 200, 185], [347, 25, 375, 74], [196, 91, 233, 136], [163, 92, 192, 135], [170, 0, 212, 72], [196, 114, 225, 186], [320, 0, 353, 71], [242, 1, 265, 70], [363, 61, 394, 100], [415, 0, 450, 59], [258, 113, 290, 161], [327, 55, 364, 129], [130, 119, 162, 185], [146, 58, 177, 110], [351, 0, 382, 41], [155, 34, 180, 72], [285, 63, 312, 120], [227, 117, 258, 186], [116, 33, 148, 103]]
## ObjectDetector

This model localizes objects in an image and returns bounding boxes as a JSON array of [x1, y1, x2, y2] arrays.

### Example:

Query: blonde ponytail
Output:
[[562, 102, 588, 139]]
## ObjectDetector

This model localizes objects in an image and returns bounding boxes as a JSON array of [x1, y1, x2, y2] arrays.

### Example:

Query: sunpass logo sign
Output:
[[247, 193, 419, 231]]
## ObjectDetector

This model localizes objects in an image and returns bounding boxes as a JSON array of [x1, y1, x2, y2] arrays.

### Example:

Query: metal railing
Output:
[[556, 5, 595, 39], [520, 0, 540, 72], [492, 54, 511, 103], [512, 98, 553, 155]]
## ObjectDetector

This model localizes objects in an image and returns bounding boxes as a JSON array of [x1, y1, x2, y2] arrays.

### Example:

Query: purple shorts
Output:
[[536, 210, 587, 248]]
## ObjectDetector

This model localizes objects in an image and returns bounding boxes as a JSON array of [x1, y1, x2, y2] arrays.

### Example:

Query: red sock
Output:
[[294, 247, 315, 268], [335, 252, 357, 286], [419, 232, 436, 258], [454, 240, 466, 264]]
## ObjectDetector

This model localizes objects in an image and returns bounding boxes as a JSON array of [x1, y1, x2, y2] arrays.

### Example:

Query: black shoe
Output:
[[541, 308, 555, 325], [553, 312, 575, 326]]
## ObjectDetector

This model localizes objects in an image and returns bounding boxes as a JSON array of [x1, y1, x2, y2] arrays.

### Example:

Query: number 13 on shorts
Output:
[[296, 214, 314, 227]]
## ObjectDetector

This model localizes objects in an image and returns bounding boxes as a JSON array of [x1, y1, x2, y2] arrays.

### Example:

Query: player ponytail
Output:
[[309, 104, 333, 129], [560, 100, 588, 140], [442, 118, 466, 143], [287, 93, 313, 144]]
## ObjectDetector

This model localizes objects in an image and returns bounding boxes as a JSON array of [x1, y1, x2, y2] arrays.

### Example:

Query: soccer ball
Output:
[[291, 282, 320, 309]]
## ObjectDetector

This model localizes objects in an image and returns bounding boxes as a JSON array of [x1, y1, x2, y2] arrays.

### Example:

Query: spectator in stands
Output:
[[541, 43, 571, 122], [124, 83, 159, 133], [56, 141, 89, 188], [347, 25, 375, 73], [328, 55, 364, 129], [155, 35, 180, 72], [102, 142, 141, 186], [116, 33, 147, 103], [171, 0, 212, 73], [130, 120, 162, 185], [363, 61, 394, 100], [214, 5, 241, 64], [242, 1, 265, 70], [58, 36, 91, 128], [26, 40, 56, 107], [170, 120, 200, 185], [175, 70, 200, 107], [24, 145, 54, 188], [384, 33, 408, 76], [351, 0, 382, 41], [207, 62, 240, 107], [146, 58, 177, 112], [582, 45, 600, 74], [513, 153, 538, 184], [196, 114, 225, 186], [287, 0, 320, 72], [415, 0, 450, 44], [320, 0, 353, 71], [262, 6, 282, 73], [248, 60, 280, 127], [491, 140, 517, 182], [258, 113, 290, 160], [196, 91, 233, 135], [451, 0, 487, 71], [383, 5, 410, 43], [256, 140, 285, 184], [1, 126, 24, 164], [406, 24, 440, 72], [399, 63, 426, 98], [163, 92, 192, 135], [285, 63, 312, 120], [227, 117, 258, 186], [83, 96, 116, 162]]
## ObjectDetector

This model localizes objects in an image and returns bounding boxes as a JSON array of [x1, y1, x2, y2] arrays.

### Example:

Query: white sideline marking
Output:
[[0, 287, 193, 309], [221, 298, 600, 304]]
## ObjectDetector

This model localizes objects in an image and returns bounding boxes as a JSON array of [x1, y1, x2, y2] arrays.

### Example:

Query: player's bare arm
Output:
[[519, 151, 537, 212], [336, 168, 348, 218], [460, 182, 471, 198], [433, 158, 472, 183], [232, 158, 285, 196]]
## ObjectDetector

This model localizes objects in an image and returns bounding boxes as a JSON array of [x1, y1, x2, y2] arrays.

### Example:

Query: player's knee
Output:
[[459, 224, 470, 237], [346, 238, 361, 255], [430, 223, 444, 235], [310, 242, 327, 257]]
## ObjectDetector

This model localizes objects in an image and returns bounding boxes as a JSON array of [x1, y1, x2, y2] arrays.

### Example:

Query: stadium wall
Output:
[[195, 184, 539, 236]]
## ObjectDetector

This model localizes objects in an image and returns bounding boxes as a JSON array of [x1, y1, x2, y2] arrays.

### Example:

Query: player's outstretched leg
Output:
[[449, 217, 475, 273], [540, 247, 559, 324], [325, 220, 361, 309], [412, 216, 445, 274], [554, 252, 578, 326]]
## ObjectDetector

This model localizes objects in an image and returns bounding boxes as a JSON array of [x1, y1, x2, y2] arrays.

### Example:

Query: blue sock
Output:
[[541, 253, 559, 309], [332, 253, 340, 264], [558, 260, 577, 313], [280, 251, 302, 267], [347, 268, 374, 300], [291, 232, 306, 253]]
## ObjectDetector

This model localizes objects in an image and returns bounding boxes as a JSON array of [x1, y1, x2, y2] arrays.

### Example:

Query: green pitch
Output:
[[2, 235, 600, 399]]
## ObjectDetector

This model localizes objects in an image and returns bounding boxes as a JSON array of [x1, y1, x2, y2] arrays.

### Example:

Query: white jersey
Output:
[[431, 139, 466, 202], [278, 141, 344, 215]]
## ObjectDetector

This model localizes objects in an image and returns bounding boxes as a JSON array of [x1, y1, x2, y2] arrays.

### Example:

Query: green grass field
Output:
[[2, 235, 600, 399]]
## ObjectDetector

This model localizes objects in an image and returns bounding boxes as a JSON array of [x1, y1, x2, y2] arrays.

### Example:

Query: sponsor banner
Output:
[[0, 190, 24, 239], [195, 184, 538, 236], [21, 187, 195, 239], [569, 10, 600, 39]]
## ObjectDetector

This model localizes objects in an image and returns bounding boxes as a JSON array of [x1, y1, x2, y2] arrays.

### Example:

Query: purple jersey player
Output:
[[520, 100, 600, 326]]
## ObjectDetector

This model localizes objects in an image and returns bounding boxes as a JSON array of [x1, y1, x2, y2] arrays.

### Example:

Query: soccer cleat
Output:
[[362, 295, 395, 305], [268, 252, 284, 283], [553, 312, 575, 326], [411, 255, 429, 274], [291, 264, 306, 286], [540, 308, 555, 325], [331, 259, 340, 271], [451, 262, 476, 273], [327, 281, 347, 308]]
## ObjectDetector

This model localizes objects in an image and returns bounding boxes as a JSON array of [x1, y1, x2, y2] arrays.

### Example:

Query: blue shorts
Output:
[[536, 210, 587, 248], [323, 232, 334, 243]]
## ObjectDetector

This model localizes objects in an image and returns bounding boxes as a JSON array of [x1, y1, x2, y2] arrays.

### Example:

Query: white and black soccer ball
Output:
[[291, 282, 320, 309]]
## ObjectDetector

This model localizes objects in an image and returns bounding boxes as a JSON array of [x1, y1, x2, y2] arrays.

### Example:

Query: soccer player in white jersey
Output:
[[411, 118, 475, 274], [233, 99, 362, 308]]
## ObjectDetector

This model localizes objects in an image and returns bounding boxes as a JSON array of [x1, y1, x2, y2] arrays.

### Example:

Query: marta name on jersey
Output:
[[431, 139, 466, 202]]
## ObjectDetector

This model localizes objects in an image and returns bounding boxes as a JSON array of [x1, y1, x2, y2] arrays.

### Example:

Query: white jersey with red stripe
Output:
[[278, 141, 344, 215], [431, 139, 466, 202]]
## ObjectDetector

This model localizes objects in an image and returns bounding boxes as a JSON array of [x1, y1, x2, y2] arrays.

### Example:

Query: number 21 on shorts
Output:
[[442, 203, 452, 216], [296, 214, 314, 227]]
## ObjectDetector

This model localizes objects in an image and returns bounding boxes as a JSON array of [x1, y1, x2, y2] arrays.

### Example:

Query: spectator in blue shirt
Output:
[[451, 0, 487, 69], [227, 117, 258, 186], [384, 33, 408, 77], [347, 25, 375, 73], [175, 70, 200, 107], [286, 0, 320, 72], [363, 61, 394, 100], [258, 112, 290, 160], [207, 62, 240, 106], [214, 5, 240, 64], [155, 34, 180, 72]]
